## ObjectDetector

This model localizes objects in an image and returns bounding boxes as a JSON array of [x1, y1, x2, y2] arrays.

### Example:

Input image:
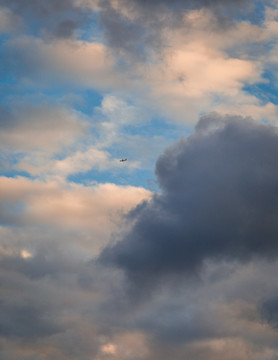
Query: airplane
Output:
[[119, 158, 127, 162]]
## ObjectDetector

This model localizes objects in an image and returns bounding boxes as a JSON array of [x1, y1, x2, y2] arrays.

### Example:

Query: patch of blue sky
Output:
[[123, 115, 183, 138], [72, 89, 103, 117], [78, 13, 102, 42], [0, 168, 33, 180], [104, 124, 183, 168], [0, 77, 103, 118], [68, 166, 156, 189], [0, 33, 11, 46], [67, 126, 186, 189], [0, 50, 18, 85], [243, 70, 278, 105], [21, 13, 44, 37], [0, 84, 18, 108], [0, 47, 32, 85]]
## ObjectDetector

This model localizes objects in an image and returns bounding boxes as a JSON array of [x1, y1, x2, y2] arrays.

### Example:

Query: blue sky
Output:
[[2, 1, 278, 359]]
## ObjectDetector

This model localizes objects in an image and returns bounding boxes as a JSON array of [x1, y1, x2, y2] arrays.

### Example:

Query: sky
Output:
[[2, 0, 278, 359]]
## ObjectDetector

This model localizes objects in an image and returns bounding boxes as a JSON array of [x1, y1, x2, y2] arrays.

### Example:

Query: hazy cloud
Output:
[[0, 103, 87, 152]]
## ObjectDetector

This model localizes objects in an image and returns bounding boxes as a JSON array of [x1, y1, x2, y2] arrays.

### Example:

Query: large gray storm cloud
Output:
[[100, 114, 278, 287]]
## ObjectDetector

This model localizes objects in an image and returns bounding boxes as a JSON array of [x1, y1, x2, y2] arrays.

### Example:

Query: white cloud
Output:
[[5, 36, 123, 90], [101, 343, 117, 355], [20, 249, 33, 259], [0, 176, 151, 255]]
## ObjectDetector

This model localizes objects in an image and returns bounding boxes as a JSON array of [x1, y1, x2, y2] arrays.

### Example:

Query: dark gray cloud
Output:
[[129, 0, 250, 10], [98, 7, 157, 61], [0, 0, 90, 38], [0, 0, 76, 15], [0, 0, 256, 62], [0, 256, 64, 340], [0, 301, 61, 339], [97, 0, 252, 59], [0, 0, 252, 56], [260, 296, 278, 329], [53, 19, 79, 38], [100, 114, 278, 288]]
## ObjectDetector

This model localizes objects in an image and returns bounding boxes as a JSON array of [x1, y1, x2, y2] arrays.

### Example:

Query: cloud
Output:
[[127, 0, 250, 8], [12, 95, 152, 179], [0, 7, 22, 33], [0, 176, 150, 256], [260, 296, 278, 329], [141, 37, 261, 122], [0, 103, 87, 152], [1, 36, 122, 90], [52, 147, 114, 176], [0, 0, 91, 38], [0, 93, 163, 182], [95, 0, 254, 62], [0, 301, 62, 339], [0, 0, 252, 41], [94, 257, 278, 358], [100, 114, 278, 288], [0, 8, 272, 124]]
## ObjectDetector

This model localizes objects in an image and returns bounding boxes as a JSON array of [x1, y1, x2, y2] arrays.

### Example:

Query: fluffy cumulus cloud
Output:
[[0, 176, 150, 254]]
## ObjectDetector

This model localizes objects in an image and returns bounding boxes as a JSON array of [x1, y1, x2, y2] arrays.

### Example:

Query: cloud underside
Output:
[[100, 114, 278, 286]]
